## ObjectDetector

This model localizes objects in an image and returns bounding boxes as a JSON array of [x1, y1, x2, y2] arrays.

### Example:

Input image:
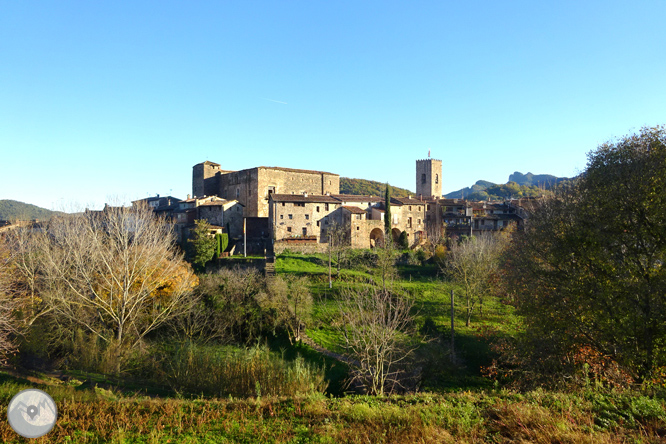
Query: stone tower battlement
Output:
[[416, 158, 442, 199]]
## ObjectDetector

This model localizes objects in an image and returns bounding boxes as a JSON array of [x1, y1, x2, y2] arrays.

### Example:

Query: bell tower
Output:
[[416, 157, 442, 199]]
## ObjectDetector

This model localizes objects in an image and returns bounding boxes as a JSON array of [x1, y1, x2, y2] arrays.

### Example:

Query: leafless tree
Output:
[[444, 231, 510, 326], [374, 242, 399, 292], [267, 275, 312, 344], [25, 204, 198, 372], [0, 237, 21, 364], [326, 221, 350, 273], [337, 286, 418, 395]]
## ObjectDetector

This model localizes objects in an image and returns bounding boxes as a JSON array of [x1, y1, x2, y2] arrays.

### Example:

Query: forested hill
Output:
[[340, 178, 414, 198], [0, 200, 62, 221], [444, 171, 571, 200]]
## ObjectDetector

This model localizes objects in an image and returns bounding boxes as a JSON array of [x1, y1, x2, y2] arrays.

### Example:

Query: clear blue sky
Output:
[[2, 1, 665, 210]]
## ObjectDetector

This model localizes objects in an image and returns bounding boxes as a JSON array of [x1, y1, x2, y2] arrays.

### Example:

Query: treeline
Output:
[[340, 177, 413, 197], [492, 126, 666, 389], [0, 200, 62, 221]]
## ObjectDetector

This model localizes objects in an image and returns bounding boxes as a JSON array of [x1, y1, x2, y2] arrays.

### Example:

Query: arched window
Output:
[[435, 174, 439, 184], [421, 173, 426, 184]]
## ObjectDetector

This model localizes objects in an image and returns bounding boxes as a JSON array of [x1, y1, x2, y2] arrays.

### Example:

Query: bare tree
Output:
[[337, 287, 418, 395], [0, 237, 21, 364], [267, 275, 313, 344], [31, 204, 198, 372], [444, 231, 509, 326], [374, 242, 399, 292], [326, 221, 350, 274]]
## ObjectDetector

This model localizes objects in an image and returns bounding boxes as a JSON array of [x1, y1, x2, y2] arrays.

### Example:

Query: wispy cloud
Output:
[[261, 97, 288, 105]]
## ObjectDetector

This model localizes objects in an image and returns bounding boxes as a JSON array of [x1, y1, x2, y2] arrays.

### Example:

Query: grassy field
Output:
[[276, 251, 520, 391], [1, 370, 665, 443], [3, 252, 666, 442]]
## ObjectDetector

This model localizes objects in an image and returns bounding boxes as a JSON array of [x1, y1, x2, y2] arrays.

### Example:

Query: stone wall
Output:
[[274, 241, 328, 254], [271, 199, 340, 241]]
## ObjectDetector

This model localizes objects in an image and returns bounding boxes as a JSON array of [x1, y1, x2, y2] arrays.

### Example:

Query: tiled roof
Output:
[[331, 194, 383, 202], [259, 166, 339, 176], [271, 194, 339, 203], [438, 198, 467, 206], [391, 197, 426, 205], [342, 206, 367, 214]]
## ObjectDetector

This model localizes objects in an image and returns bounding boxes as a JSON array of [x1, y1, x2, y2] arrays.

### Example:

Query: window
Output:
[[287, 227, 292, 233], [356, 226, 360, 230], [280, 214, 283, 219], [295, 202, 305, 207], [325, 203, 329, 211], [317, 221, 320, 227], [418, 219, 421, 224], [282, 202, 285, 206], [236, 188, 240, 198], [408, 217, 412, 228], [421, 173, 426, 184], [316, 206, 320, 212], [302, 227, 307, 236], [288, 214, 293, 219], [435, 174, 439, 184], [409, 206, 412, 211], [356, 214, 361, 220], [305, 214, 309, 220], [427, 205, 430, 210]]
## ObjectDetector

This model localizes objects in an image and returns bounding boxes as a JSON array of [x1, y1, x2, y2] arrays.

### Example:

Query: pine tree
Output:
[[384, 183, 391, 240]]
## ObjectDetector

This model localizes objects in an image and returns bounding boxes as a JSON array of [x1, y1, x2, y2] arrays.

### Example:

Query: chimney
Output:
[[187, 194, 191, 200]]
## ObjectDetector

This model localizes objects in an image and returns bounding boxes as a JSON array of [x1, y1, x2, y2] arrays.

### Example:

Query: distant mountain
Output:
[[340, 178, 414, 198], [445, 172, 571, 201], [508, 172, 568, 188], [0, 200, 62, 221]]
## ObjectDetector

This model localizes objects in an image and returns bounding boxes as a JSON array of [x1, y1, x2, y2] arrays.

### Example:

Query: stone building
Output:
[[190, 156, 528, 254], [192, 161, 340, 218], [268, 191, 428, 252]]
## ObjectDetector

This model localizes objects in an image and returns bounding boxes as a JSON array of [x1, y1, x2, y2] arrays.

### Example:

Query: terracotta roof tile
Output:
[[342, 206, 367, 214]]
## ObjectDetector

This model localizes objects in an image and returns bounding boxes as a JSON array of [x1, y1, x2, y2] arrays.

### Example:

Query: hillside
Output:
[[0, 200, 61, 221], [445, 171, 571, 200], [340, 177, 414, 198]]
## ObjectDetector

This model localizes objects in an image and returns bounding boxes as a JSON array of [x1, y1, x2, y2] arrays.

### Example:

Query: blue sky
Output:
[[2, 1, 665, 210]]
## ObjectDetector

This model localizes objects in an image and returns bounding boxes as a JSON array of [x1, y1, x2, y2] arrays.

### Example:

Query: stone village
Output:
[[132, 158, 532, 255]]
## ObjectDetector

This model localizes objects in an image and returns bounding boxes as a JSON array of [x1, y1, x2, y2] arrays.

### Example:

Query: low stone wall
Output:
[[274, 241, 328, 254]]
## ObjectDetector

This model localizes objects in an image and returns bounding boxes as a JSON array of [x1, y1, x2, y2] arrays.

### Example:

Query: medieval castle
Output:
[[167, 158, 527, 254]]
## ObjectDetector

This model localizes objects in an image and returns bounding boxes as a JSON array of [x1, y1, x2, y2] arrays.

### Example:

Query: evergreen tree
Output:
[[189, 220, 216, 272], [384, 183, 391, 241]]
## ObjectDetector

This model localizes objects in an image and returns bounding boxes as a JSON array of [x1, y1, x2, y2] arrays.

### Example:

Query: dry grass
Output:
[[1, 375, 665, 443]]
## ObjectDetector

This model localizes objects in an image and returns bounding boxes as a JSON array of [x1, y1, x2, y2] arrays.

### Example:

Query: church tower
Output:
[[416, 157, 442, 199]]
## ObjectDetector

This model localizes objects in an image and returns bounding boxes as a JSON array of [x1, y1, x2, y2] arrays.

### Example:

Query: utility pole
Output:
[[450, 289, 455, 357], [328, 230, 332, 289]]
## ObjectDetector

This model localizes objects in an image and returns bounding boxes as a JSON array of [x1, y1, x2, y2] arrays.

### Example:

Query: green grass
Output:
[[274, 252, 525, 394], [2, 371, 664, 443]]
